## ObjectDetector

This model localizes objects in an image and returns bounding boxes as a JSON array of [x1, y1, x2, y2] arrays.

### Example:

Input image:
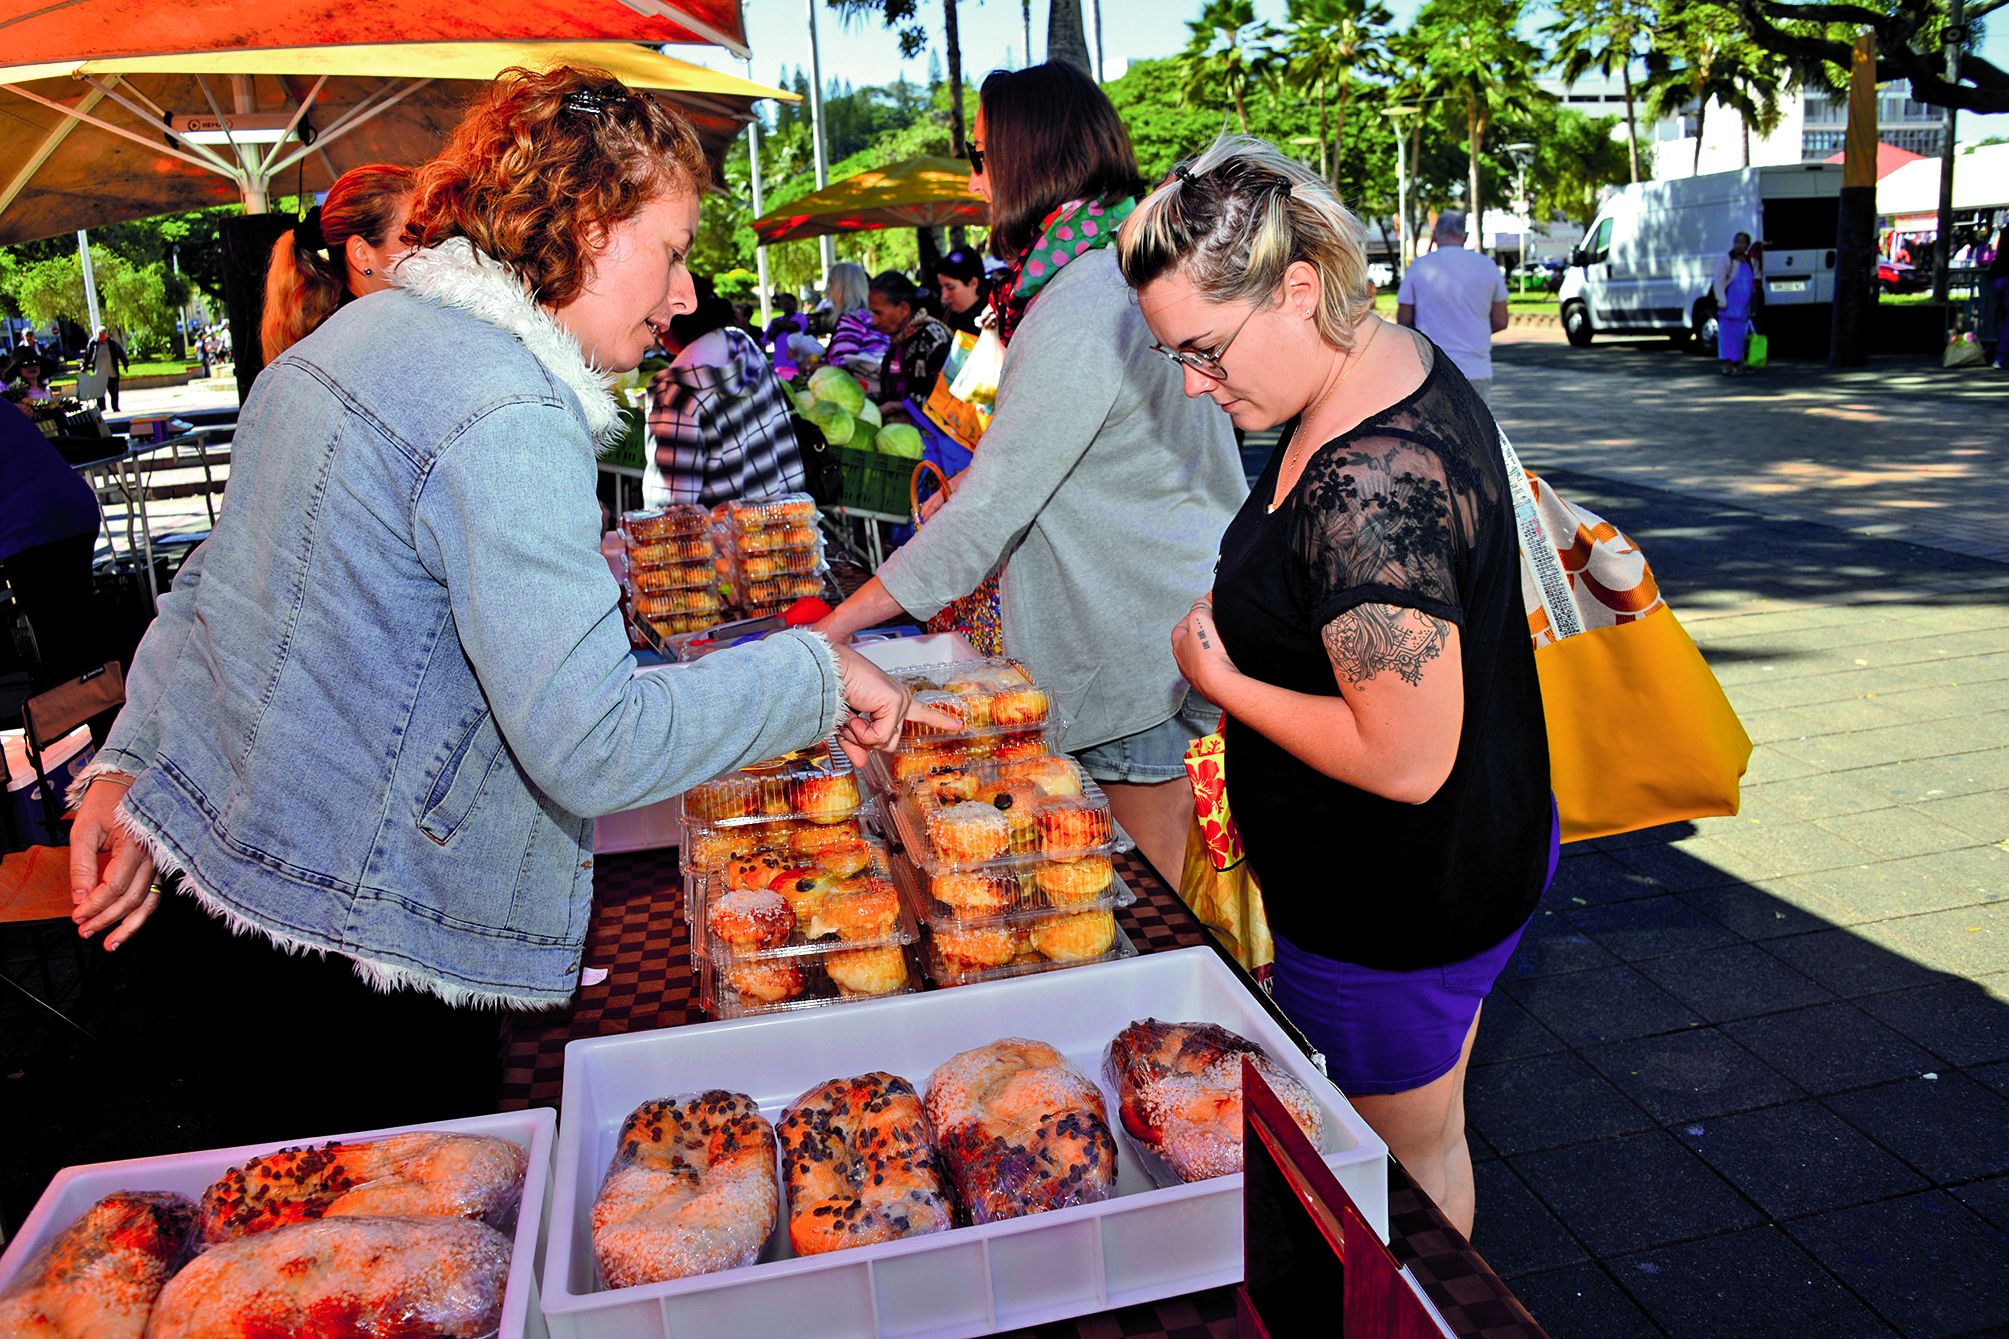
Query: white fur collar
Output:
[[395, 238, 623, 447]]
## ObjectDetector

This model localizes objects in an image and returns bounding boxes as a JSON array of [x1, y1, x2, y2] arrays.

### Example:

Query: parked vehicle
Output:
[[1558, 165, 1842, 348], [1875, 257, 1929, 294]]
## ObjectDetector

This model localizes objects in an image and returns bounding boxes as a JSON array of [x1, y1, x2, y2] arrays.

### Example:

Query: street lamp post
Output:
[[1501, 142, 1535, 282], [1385, 105, 1420, 270]]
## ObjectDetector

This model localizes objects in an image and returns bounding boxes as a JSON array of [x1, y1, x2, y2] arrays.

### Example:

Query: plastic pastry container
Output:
[[922, 919, 1138, 987], [642, 610, 719, 638], [0, 1110, 556, 1339], [738, 571, 832, 608], [679, 817, 877, 886], [729, 543, 825, 579], [627, 560, 718, 593], [696, 942, 923, 1019], [889, 657, 1056, 743], [541, 947, 1388, 1339], [620, 504, 710, 541], [885, 763, 1129, 877], [625, 535, 717, 568], [725, 493, 820, 533], [679, 737, 867, 829], [689, 847, 918, 969], [629, 587, 724, 620], [889, 847, 1136, 925]]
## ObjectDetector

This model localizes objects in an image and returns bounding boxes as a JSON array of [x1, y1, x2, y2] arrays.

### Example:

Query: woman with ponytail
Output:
[[260, 163, 416, 362]]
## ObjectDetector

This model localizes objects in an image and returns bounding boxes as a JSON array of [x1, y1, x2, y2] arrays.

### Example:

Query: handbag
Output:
[[1177, 722, 1273, 974], [1500, 428, 1752, 843], [791, 415, 844, 507], [909, 459, 1004, 656], [1743, 331, 1769, 369]]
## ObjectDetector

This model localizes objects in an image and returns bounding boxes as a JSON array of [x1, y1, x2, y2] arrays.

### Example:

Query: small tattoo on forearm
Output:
[[1323, 606, 1447, 689]]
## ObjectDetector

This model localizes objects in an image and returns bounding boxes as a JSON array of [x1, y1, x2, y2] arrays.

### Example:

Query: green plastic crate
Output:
[[834, 443, 914, 516], [602, 406, 647, 472]]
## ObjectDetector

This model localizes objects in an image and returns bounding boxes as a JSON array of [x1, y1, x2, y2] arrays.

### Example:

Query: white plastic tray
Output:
[[542, 948, 1386, 1338], [0, 1108, 558, 1339]]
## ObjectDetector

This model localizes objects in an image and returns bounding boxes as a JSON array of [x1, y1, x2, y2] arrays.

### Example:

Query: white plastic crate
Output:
[[0, 1108, 557, 1339], [542, 948, 1386, 1338]]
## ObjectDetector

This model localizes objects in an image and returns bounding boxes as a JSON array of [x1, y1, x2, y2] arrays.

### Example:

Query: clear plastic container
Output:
[[631, 587, 724, 620], [731, 545, 825, 580], [689, 846, 917, 968], [643, 610, 720, 638], [626, 536, 717, 569], [679, 738, 866, 829], [889, 849, 1135, 925], [738, 572, 831, 608], [889, 657, 1054, 741], [884, 759, 1128, 876], [621, 504, 711, 541], [628, 560, 719, 594], [730, 523, 824, 556], [921, 919, 1137, 987], [680, 814, 875, 883], [725, 494, 820, 533], [698, 943, 921, 1018]]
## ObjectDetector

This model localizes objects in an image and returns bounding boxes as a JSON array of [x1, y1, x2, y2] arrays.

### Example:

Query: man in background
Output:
[[85, 327, 128, 412], [1396, 211, 1510, 404]]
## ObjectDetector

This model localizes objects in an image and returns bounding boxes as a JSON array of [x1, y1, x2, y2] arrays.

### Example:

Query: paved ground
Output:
[[1464, 330, 2009, 1338]]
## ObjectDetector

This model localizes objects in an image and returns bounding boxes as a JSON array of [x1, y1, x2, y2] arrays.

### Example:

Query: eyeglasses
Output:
[[1150, 304, 1257, 381], [968, 147, 985, 174]]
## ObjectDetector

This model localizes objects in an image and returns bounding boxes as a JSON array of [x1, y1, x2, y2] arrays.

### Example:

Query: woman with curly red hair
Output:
[[65, 67, 934, 1141]]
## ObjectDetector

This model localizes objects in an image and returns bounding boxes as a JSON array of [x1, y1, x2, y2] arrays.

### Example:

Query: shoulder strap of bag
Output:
[[1498, 426, 1584, 641]]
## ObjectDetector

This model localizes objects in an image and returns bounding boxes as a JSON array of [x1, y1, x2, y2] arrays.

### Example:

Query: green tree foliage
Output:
[[1409, 0, 1549, 246], [1644, 0, 1792, 174], [1176, 0, 1279, 133], [1544, 0, 1655, 182], [1280, 0, 1393, 185], [1730, 0, 2006, 115], [829, 0, 969, 154]]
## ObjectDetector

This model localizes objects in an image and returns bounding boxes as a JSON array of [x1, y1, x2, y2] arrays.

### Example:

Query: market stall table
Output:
[[499, 847, 1547, 1338]]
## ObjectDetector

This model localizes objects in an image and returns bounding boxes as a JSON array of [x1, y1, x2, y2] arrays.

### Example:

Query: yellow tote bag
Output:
[[1502, 430, 1753, 843], [1179, 725, 1274, 974]]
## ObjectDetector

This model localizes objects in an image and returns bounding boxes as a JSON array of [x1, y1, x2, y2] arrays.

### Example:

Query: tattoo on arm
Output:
[[1323, 605, 1449, 690]]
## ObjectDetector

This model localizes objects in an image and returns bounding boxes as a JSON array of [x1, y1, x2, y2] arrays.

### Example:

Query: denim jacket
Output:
[[85, 240, 842, 1008]]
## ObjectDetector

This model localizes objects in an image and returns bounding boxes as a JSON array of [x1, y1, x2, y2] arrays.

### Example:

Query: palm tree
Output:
[[1543, 0, 1654, 183], [1281, 0, 1393, 185], [829, 0, 968, 155], [1049, 0, 1093, 74], [1411, 0, 1548, 248], [1176, 0, 1278, 134], [1642, 1, 1759, 177]]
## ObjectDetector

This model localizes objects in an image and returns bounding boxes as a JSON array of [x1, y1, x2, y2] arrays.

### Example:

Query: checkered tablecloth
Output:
[[501, 846, 1543, 1339]]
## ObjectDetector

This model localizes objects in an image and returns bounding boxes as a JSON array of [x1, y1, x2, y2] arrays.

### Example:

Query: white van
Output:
[[1558, 164, 1843, 347]]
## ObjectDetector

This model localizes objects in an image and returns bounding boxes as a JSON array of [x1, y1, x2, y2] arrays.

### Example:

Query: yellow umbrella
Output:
[[0, 42, 796, 244], [753, 156, 985, 244]]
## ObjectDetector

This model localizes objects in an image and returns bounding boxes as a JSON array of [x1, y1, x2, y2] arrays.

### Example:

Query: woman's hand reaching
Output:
[[832, 645, 961, 767], [68, 773, 161, 951]]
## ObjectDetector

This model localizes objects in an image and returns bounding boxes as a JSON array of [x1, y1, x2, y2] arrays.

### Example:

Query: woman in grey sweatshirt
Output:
[[816, 64, 1246, 878]]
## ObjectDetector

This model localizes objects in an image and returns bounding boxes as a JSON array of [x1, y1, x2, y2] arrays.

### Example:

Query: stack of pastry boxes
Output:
[[679, 737, 921, 1018], [867, 657, 1138, 986], [718, 493, 829, 617], [621, 505, 723, 638]]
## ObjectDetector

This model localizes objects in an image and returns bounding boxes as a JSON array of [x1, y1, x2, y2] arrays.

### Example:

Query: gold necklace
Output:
[[1270, 316, 1381, 512]]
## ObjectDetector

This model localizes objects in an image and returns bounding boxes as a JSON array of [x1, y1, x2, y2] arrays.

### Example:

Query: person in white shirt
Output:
[[1395, 212, 1510, 403]]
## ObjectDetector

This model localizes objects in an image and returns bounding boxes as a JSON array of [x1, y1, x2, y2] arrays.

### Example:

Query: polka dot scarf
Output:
[[991, 195, 1137, 347]]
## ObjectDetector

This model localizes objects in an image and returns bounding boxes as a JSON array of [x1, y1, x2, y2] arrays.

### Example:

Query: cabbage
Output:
[[803, 399, 856, 446], [874, 423, 924, 459], [792, 389, 818, 418], [855, 399, 883, 430], [808, 365, 867, 415]]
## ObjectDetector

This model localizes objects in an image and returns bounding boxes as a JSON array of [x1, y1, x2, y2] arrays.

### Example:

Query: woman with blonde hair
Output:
[[260, 163, 415, 361], [67, 66, 933, 1142], [1116, 136, 1554, 1235], [819, 259, 890, 371]]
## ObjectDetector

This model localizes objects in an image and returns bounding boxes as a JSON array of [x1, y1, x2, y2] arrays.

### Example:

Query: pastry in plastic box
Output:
[[1035, 796, 1113, 857], [709, 887, 794, 951], [893, 658, 1050, 744], [928, 801, 1011, 863], [629, 560, 718, 594], [737, 546, 824, 579], [726, 958, 805, 1005], [628, 536, 714, 567], [1029, 909, 1116, 962], [0, 1190, 197, 1339], [1105, 1019, 1327, 1185], [741, 572, 828, 606], [733, 522, 821, 555], [1033, 854, 1115, 907], [648, 610, 717, 637], [147, 1216, 511, 1338], [196, 1130, 528, 1247], [622, 504, 710, 541], [681, 739, 863, 828], [727, 494, 819, 532], [777, 1073, 953, 1256], [592, 1092, 778, 1286], [705, 947, 917, 1016], [825, 944, 909, 996], [932, 922, 1026, 972], [924, 1039, 1118, 1225], [633, 587, 723, 619]]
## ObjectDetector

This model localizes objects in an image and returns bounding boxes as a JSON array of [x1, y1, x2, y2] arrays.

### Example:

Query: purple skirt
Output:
[[1270, 801, 1560, 1097]]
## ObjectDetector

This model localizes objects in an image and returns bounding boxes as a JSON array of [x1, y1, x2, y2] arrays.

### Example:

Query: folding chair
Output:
[[20, 661, 125, 843]]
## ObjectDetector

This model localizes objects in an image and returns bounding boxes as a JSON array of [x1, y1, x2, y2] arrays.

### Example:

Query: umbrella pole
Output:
[[806, 0, 835, 281], [745, 65, 773, 329]]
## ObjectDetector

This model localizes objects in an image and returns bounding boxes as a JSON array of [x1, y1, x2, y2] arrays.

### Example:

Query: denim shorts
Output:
[[1071, 691, 1219, 784]]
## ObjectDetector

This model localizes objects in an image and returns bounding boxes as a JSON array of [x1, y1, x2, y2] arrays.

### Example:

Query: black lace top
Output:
[[1212, 337, 1550, 970]]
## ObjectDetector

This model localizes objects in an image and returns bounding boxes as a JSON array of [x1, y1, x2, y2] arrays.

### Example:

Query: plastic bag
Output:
[[592, 1092, 778, 1287], [1105, 1019, 1326, 1187], [197, 1131, 530, 1248], [1945, 333, 1985, 368], [146, 1216, 510, 1338], [777, 1072, 954, 1255], [923, 1038, 1116, 1224], [0, 1191, 197, 1339]]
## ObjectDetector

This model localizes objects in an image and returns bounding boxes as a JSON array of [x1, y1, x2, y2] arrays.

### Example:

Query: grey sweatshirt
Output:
[[876, 248, 1247, 751]]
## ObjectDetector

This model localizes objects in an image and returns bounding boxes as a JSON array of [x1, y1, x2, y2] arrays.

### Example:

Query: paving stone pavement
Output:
[[1466, 334, 2009, 1339]]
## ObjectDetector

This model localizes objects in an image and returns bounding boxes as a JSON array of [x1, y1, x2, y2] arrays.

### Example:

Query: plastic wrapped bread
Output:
[[1105, 1019, 1326, 1184], [778, 1072, 953, 1255], [145, 1216, 510, 1338], [923, 1038, 1117, 1225], [0, 1190, 198, 1339], [196, 1130, 528, 1247], [591, 1092, 779, 1287]]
